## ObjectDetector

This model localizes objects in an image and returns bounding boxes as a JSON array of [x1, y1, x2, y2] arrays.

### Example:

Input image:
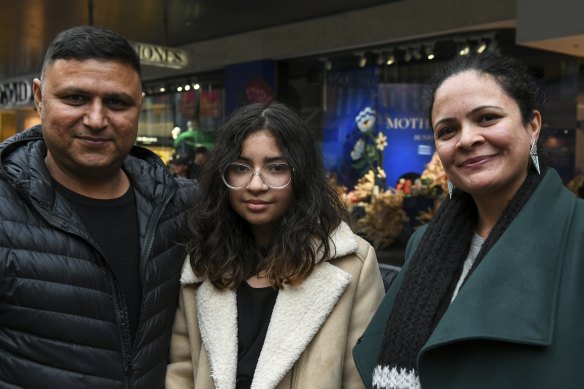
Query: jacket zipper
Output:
[[126, 185, 177, 388], [111, 277, 134, 387]]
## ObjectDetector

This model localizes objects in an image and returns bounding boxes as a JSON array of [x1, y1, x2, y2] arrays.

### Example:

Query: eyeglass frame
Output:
[[221, 161, 293, 190]]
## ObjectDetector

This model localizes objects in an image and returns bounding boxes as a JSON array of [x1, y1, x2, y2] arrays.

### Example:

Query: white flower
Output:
[[376, 166, 386, 179], [376, 132, 388, 151], [355, 107, 376, 133]]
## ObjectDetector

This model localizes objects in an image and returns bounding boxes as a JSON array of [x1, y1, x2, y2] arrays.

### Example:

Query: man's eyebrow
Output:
[[55, 87, 136, 102]]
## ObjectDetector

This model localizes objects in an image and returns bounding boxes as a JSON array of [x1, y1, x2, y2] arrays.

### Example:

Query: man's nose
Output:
[[83, 101, 108, 130]]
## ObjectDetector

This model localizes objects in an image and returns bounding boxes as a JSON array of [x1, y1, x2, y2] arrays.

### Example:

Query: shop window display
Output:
[[282, 29, 581, 264], [138, 87, 224, 163]]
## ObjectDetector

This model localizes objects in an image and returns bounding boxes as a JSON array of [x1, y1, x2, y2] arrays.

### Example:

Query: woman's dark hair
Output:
[[425, 52, 539, 126], [189, 102, 348, 289], [425, 52, 547, 180]]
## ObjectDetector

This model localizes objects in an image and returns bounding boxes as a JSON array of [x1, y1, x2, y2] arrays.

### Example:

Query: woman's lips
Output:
[[460, 155, 494, 168], [244, 200, 270, 211]]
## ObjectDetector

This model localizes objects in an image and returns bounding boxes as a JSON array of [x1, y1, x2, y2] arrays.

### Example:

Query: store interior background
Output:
[[1, 0, 583, 263]]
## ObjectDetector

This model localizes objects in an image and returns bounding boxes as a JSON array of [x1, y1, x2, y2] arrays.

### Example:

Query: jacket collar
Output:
[[179, 221, 358, 284], [185, 222, 356, 389], [421, 169, 575, 355]]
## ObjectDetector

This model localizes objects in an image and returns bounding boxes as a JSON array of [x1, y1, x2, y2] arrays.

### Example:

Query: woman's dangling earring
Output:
[[447, 179, 455, 200], [530, 138, 540, 175]]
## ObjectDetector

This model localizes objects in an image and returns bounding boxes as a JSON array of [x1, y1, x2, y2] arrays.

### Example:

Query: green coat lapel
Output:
[[421, 169, 576, 354], [353, 169, 581, 389]]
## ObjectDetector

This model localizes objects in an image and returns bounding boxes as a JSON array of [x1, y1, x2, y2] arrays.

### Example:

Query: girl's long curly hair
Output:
[[188, 102, 348, 289]]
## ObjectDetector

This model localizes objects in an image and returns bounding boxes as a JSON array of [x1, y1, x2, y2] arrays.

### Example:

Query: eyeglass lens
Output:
[[223, 163, 291, 188]]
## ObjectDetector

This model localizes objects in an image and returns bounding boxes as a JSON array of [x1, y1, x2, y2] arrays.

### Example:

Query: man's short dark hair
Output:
[[194, 146, 209, 155], [41, 25, 141, 80]]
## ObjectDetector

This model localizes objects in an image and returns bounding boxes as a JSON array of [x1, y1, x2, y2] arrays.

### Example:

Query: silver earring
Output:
[[447, 179, 455, 200], [530, 138, 540, 175]]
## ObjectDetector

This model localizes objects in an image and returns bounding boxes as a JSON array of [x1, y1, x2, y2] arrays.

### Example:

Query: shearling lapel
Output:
[[421, 170, 575, 355], [196, 280, 238, 389], [251, 261, 352, 389], [184, 222, 358, 389]]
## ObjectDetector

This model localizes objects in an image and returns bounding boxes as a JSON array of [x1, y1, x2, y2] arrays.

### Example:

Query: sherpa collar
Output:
[[179, 221, 358, 285], [180, 221, 357, 389]]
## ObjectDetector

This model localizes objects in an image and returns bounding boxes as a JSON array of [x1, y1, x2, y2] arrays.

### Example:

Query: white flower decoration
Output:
[[376, 132, 388, 151], [355, 107, 376, 133]]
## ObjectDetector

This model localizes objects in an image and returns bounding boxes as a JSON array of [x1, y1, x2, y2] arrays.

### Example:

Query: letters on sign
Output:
[[133, 42, 189, 69], [0, 79, 33, 107]]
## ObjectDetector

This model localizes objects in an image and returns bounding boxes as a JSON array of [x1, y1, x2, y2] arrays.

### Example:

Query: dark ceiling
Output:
[[0, 0, 394, 80]]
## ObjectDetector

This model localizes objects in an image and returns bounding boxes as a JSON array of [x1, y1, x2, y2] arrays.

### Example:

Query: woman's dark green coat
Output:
[[353, 169, 584, 388]]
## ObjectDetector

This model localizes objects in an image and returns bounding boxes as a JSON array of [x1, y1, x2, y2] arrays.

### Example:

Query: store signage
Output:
[[379, 84, 434, 187], [385, 116, 430, 130], [0, 78, 33, 107], [133, 42, 188, 69]]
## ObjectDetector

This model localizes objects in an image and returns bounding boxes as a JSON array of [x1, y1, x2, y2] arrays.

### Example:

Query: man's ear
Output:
[[33, 78, 42, 114]]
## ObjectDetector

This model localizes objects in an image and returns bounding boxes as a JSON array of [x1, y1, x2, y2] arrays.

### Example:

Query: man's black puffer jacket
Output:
[[0, 125, 197, 388]]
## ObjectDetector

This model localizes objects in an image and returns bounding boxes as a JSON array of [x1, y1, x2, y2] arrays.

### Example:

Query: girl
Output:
[[167, 102, 384, 389]]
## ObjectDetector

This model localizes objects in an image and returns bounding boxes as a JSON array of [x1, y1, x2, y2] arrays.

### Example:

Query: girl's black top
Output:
[[235, 281, 277, 389]]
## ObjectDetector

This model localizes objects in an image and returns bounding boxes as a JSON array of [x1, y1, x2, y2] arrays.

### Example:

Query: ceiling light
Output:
[[476, 39, 487, 54], [412, 46, 422, 61], [487, 38, 498, 53], [459, 42, 470, 56], [376, 53, 385, 66], [358, 54, 367, 68], [404, 48, 412, 62], [386, 53, 395, 65], [425, 44, 435, 60], [325, 60, 332, 71]]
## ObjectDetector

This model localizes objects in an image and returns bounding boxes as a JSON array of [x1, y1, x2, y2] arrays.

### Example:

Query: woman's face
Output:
[[228, 129, 294, 244], [431, 70, 541, 201]]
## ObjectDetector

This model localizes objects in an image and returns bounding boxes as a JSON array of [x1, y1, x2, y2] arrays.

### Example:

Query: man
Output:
[[0, 26, 196, 388], [169, 153, 192, 179], [185, 146, 209, 180], [193, 146, 209, 169]]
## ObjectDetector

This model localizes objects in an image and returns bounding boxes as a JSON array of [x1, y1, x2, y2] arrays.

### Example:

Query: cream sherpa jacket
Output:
[[165, 222, 384, 389]]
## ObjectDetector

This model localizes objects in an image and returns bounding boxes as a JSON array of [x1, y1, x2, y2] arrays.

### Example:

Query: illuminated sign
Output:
[[136, 136, 159, 144], [133, 42, 188, 69], [0, 78, 33, 108]]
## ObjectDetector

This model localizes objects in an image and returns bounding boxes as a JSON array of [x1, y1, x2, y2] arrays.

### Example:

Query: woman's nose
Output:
[[246, 171, 268, 191], [456, 125, 483, 149]]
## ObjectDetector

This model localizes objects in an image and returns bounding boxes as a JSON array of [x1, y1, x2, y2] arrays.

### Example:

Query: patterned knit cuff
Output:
[[372, 365, 421, 389]]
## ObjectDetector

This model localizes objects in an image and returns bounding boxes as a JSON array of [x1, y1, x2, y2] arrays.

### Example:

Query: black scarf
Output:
[[373, 168, 544, 388]]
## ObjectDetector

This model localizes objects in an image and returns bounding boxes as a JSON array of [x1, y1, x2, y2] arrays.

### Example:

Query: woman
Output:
[[166, 102, 385, 389], [353, 53, 584, 388]]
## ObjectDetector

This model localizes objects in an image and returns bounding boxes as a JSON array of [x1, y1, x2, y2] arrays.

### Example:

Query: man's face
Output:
[[194, 152, 207, 166], [33, 58, 143, 183]]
